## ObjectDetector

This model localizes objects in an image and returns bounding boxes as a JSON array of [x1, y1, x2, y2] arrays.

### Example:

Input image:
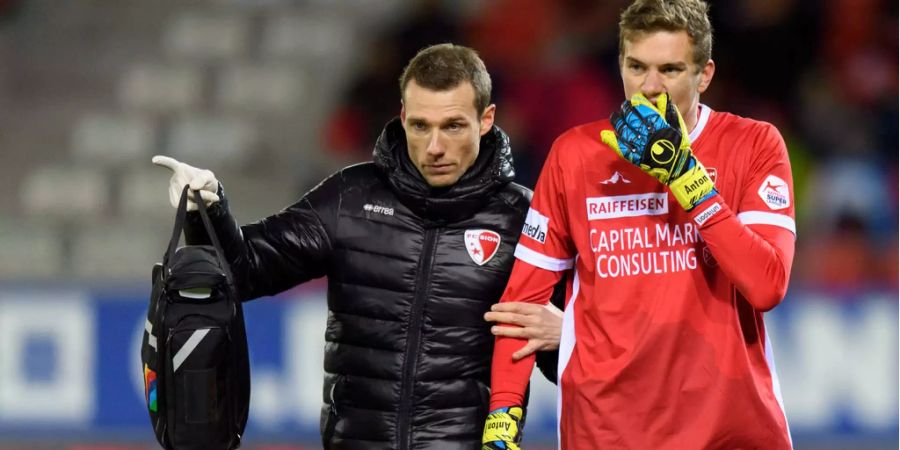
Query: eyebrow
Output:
[[406, 115, 469, 125], [624, 56, 688, 70]]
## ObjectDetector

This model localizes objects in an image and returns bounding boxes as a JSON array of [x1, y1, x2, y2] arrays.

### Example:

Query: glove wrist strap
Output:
[[669, 157, 716, 211]]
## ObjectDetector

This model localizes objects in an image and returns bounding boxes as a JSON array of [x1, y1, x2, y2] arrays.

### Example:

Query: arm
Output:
[[489, 141, 574, 409], [690, 199, 795, 311], [601, 94, 796, 311], [489, 262, 564, 409], [482, 139, 576, 449], [154, 155, 335, 301], [688, 122, 796, 311], [485, 274, 567, 383], [186, 186, 333, 301]]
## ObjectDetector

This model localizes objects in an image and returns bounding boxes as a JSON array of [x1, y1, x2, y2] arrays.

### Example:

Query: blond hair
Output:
[[619, 0, 713, 71]]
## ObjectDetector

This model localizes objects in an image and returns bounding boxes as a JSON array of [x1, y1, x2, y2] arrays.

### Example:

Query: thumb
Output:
[[656, 93, 670, 116], [600, 130, 622, 154]]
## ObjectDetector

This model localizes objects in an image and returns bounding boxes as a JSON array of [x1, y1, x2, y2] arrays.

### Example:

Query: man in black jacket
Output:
[[153, 43, 560, 449]]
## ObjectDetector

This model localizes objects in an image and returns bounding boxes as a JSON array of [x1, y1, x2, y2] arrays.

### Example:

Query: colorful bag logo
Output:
[[144, 364, 158, 412]]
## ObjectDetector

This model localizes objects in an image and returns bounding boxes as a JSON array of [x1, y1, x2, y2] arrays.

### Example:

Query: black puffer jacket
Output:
[[187, 118, 547, 449]]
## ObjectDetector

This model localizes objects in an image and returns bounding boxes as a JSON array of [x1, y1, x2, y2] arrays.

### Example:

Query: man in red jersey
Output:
[[481, 0, 795, 449]]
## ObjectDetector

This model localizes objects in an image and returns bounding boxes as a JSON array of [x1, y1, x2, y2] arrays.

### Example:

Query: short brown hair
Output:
[[619, 0, 713, 71], [399, 43, 492, 115]]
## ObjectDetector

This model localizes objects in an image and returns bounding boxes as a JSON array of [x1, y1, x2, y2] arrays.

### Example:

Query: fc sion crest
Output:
[[464, 229, 501, 266]]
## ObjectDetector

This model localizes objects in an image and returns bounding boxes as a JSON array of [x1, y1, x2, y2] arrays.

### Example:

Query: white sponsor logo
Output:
[[707, 167, 718, 184], [522, 208, 549, 244], [586, 193, 668, 220], [600, 171, 631, 185], [588, 222, 703, 278], [693, 202, 722, 226], [363, 203, 394, 216], [464, 229, 501, 266], [758, 175, 790, 210]]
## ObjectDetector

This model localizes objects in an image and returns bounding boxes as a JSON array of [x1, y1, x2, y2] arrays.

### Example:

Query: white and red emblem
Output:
[[758, 174, 790, 210], [464, 229, 501, 266], [707, 167, 717, 184]]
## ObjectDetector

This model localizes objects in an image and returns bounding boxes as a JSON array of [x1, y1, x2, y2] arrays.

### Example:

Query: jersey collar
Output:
[[689, 104, 711, 142]]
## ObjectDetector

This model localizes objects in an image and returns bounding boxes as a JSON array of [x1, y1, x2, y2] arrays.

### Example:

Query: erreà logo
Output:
[[363, 203, 394, 216], [464, 230, 501, 266], [757, 175, 789, 210], [522, 208, 549, 244]]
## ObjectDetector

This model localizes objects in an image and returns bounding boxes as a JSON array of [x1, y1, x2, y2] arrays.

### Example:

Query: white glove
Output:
[[151, 155, 220, 211]]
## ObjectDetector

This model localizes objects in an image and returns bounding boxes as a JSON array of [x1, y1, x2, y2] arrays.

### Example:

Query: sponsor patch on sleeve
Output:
[[693, 202, 722, 226], [521, 208, 549, 244], [757, 175, 790, 210]]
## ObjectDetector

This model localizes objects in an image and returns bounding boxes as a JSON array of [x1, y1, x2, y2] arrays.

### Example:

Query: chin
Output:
[[426, 175, 459, 188]]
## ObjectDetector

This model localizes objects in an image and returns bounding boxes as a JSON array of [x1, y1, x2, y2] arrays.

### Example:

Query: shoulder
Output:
[[553, 119, 611, 149], [303, 162, 384, 206], [543, 119, 617, 169], [337, 162, 380, 183], [310, 162, 383, 192], [707, 110, 785, 147], [496, 182, 533, 212]]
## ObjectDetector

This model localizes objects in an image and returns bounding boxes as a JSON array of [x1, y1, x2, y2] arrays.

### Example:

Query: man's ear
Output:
[[697, 59, 715, 94], [480, 104, 496, 136]]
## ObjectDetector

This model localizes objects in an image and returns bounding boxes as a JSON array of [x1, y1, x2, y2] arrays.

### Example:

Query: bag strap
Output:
[[162, 185, 235, 288], [193, 188, 235, 287], [162, 185, 191, 271]]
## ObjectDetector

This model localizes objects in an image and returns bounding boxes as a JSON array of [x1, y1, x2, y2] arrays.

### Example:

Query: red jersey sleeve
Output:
[[513, 140, 577, 272], [689, 122, 796, 311], [490, 137, 576, 409]]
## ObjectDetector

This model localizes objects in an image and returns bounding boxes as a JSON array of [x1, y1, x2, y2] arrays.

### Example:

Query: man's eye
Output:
[[447, 123, 462, 131], [412, 123, 426, 131]]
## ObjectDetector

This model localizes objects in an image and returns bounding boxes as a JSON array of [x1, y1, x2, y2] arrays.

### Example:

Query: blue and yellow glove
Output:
[[482, 405, 525, 450], [600, 93, 716, 211]]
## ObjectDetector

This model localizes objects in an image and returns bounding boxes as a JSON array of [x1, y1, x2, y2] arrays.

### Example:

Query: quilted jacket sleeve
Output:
[[184, 174, 339, 301]]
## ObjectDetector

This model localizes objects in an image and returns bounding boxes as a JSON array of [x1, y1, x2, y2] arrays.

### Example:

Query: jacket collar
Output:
[[373, 117, 515, 224]]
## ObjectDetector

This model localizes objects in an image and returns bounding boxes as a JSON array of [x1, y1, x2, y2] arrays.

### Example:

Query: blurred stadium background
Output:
[[0, 0, 896, 449]]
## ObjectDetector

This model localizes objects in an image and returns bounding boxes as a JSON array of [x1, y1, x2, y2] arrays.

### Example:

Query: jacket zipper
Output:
[[397, 226, 438, 450]]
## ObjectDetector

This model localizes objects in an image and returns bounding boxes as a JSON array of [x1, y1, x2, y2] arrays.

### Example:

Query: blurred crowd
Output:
[[0, 0, 895, 290], [323, 0, 898, 292]]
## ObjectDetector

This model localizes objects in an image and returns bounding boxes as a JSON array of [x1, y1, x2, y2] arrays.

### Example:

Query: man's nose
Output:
[[641, 70, 664, 101], [426, 131, 444, 156]]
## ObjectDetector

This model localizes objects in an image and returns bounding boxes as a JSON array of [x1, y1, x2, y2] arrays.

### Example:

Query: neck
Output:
[[684, 103, 702, 134]]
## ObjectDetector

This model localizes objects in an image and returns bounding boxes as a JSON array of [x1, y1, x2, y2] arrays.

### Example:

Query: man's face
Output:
[[401, 79, 496, 188], [620, 30, 714, 129]]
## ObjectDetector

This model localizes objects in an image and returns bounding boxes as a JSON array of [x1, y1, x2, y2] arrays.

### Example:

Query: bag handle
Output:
[[162, 185, 235, 287], [193, 188, 235, 287]]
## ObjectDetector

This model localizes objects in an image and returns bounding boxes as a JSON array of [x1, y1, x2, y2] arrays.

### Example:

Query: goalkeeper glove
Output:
[[600, 93, 716, 211], [482, 405, 525, 450]]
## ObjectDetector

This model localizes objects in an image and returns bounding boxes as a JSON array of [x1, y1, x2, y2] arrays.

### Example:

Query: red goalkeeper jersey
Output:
[[491, 106, 795, 449]]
